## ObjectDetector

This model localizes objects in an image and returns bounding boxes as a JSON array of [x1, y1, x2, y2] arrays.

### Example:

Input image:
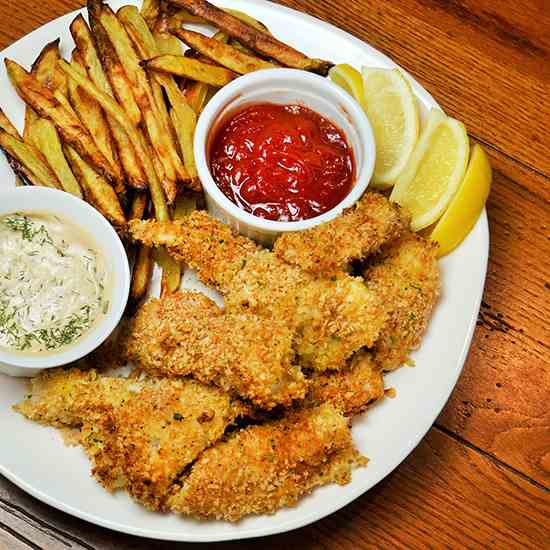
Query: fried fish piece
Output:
[[15, 368, 247, 511], [123, 291, 307, 409], [364, 232, 440, 371], [274, 192, 410, 275], [168, 403, 367, 521], [305, 351, 385, 416], [129, 213, 390, 371]]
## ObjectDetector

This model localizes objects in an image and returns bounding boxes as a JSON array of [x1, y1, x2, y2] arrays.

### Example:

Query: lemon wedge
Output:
[[430, 144, 492, 257], [329, 64, 366, 111], [361, 67, 420, 188], [390, 108, 469, 231]]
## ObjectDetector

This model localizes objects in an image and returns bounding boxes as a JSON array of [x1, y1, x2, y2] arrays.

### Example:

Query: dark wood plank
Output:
[[1, 427, 549, 549], [276, 0, 550, 199]]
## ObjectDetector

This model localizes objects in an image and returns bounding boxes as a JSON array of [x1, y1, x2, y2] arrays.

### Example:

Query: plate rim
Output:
[[0, 0, 489, 542]]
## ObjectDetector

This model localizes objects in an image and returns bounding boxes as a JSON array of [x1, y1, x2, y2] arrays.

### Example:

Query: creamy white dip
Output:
[[0, 213, 109, 353]]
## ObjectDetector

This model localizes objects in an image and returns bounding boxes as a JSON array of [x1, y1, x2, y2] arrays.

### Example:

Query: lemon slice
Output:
[[361, 67, 420, 188], [329, 64, 366, 110], [390, 108, 469, 231], [430, 144, 492, 257]]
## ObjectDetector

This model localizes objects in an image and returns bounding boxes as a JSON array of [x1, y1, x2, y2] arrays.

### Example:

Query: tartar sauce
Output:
[[0, 213, 109, 353]]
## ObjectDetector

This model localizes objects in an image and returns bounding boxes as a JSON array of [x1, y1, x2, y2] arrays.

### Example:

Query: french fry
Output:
[[169, 0, 333, 74], [5, 59, 119, 185], [141, 0, 161, 29], [155, 31, 182, 56], [128, 194, 153, 306], [88, 6, 143, 127], [0, 129, 61, 189], [94, 1, 188, 195], [24, 40, 62, 141], [129, 192, 148, 220], [27, 118, 83, 197], [65, 145, 126, 227], [172, 28, 277, 75], [69, 51, 125, 194], [223, 8, 270, 33], [119, 7, 200, 190], [0, 109, 19, 138], [184, 31, 228, 114], [59, 59, 169, 222], [144, 55, 237, 86], [130, 242, 154, 306], [70, 14, 147, 189]]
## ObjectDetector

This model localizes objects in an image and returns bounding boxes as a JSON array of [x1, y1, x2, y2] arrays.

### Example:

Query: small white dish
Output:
[[194, 68, 376, 246], [0, 187, 130, 377]]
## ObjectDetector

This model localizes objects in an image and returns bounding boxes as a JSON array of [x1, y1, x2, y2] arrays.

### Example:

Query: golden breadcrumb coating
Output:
[[15, 368, 247, 511], [123, 291, 307, 409], [168, 404, 367, 521], [364, 232, 440, 371], [274, 192, 410, 275], [306, 351, 385, 416], [129, 214, 389, 371], [129, 211, 259, 292]]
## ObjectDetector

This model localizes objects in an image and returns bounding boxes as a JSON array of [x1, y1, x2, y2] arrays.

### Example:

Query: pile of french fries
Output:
[[0, 0, 332, 307]]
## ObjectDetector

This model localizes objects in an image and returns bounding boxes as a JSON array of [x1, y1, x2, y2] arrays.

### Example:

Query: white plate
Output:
[[0, 0, 489, 542]]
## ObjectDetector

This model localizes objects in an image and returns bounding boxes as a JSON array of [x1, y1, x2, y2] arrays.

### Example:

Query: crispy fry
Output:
[[0, 109, 19, 138], [172, 28, 277, 74], [59, 59, 169, 222], [120, 7, 200, 190], [94, 2, 188, 194], [130, 242, 154, 306], [5, 59, 118, 185], [144, 55, 237, 86], [88, 4, 142, 127], [129, 192, 148, 220], [24, 40, 62, 140], [65, 145, 126, 226], [0, 129, 60, 188], [184, 31, 228, 114], [223, 8, 270, 33], [140, 0, 161, 29], [154, 28, 183, 56], [70, 14, 147, 189], [169, 0, 333, 74], [27, 118, 82, 197], [69, 52, 124, 194]]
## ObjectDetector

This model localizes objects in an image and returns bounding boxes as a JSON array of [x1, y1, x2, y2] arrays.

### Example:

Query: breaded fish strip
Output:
[[129, 214, 390, 371], [364, 232, 440, 371], [14, 367, 140, 427], [15, 368, 247, 511], [305, 351, 385, 416], [123, 292, 307, 409], [274, 192, 410, 275], [168, 404, 368, 521]]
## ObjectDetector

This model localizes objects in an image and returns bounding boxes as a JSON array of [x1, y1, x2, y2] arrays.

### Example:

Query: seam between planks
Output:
[[470, 132, 550, 185], [0, 497, 97, 550], [434, 424, 550, 493], [0, 518, 44, 550]]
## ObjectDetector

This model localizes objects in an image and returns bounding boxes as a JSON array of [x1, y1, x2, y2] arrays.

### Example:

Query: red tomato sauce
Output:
[[209, 103, 355, 222]]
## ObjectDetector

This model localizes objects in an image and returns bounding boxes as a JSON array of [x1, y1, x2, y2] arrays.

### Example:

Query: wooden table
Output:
[[0, 1, 548, 548]]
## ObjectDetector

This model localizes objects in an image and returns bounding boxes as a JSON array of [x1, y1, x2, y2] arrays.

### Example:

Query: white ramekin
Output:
[[0, 187, 130, 377], [194, 68, 376, 246]]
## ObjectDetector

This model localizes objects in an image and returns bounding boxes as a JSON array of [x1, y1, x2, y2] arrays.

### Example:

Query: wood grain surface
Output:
[[0, 0, 548, 548]]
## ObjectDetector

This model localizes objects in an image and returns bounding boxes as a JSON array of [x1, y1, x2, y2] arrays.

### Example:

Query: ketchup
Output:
[[209, 103, 355, 222]]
